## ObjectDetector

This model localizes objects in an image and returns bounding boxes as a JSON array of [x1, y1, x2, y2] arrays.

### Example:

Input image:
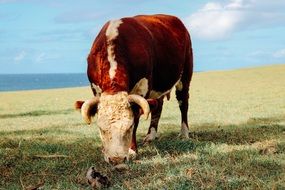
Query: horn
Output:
[[128, 94, 150, 120], [81, 97, 100, 125]]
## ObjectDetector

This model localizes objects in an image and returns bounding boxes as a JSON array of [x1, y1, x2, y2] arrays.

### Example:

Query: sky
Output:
[[1, 0, 285, 74]]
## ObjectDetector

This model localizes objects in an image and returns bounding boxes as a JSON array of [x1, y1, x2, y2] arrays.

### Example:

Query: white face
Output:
[[96, 92, 134, 164]]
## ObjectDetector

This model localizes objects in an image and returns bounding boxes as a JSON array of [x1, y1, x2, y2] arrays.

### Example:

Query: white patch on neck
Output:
[[175, 80, 183, 91], [91, 83, 102, 96], [149, 77, 182, 99], [106, 19, 123, 80], [149, 89, 171, 99], [130, 78, 149, 97], [106, 19, 122, 40]]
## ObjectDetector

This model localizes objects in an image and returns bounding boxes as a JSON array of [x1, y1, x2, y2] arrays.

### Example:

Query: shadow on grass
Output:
[[130, 116, 285, 189], [129, 147, 285, 189], [0, 136, 104, 189], [1, 115, 284, 189], [150, 115, 285, 155], [0, 109, 74, 119]]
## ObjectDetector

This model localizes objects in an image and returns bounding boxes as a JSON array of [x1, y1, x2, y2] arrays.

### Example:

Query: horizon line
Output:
[[0, 63, 284, 75]]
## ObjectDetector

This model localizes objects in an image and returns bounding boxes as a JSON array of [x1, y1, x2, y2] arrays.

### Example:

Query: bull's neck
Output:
[[102, 63, 129, 94]]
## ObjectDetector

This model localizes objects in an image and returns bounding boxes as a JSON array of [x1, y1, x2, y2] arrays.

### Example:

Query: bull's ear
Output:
[[74, 101, 84, 111], [81, 97, 100, 124], [87, 104, 98, 118]]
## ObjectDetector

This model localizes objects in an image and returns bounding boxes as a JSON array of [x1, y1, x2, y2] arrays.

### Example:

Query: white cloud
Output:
[[273, 49, 285, 58], [34, 52, 61, 63], [202, 2, 223, 11], [225, 0, 245, 9], [248, 50, 269, 57], [14, 50, 26, 62], [247, 49, 285, 64], [185, 0, 285, 40], [35, 52, 46, 63]]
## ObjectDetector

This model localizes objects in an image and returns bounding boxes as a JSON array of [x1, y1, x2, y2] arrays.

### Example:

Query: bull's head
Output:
[[75, 92, 150, 165]]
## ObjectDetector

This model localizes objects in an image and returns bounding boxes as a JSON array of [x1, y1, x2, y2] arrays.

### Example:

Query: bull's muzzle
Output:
[[108, 156, 127, 165]]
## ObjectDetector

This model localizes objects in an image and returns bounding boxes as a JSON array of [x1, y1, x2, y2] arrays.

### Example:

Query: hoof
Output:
[[179, 132, 190, 139], [143, 128, 157, 144], [180, 122, 190, 139]]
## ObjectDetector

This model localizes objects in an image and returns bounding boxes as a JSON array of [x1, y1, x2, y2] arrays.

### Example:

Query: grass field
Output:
[[0, 64, 285, 189]]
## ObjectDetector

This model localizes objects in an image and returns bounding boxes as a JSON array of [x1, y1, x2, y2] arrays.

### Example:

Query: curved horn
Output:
[[81, 97, 100, 125], [128, 94, 150, 120]]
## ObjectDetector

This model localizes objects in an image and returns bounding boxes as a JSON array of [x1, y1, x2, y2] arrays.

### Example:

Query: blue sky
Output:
[[1, 0, 285, 74]]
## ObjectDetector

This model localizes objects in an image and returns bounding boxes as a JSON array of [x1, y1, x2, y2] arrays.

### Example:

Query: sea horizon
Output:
[[0, 64, 283, 92], [0, 73, 89, 92]]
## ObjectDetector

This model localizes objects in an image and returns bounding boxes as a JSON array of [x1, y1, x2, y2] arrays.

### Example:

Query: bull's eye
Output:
[[101, 129, 107, 136]]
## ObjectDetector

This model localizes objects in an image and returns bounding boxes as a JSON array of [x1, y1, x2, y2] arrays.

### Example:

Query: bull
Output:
[[75, 14, 193, 166]]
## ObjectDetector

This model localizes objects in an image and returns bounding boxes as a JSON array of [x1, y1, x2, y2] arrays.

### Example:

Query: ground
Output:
[[0, 64, 284, 189]]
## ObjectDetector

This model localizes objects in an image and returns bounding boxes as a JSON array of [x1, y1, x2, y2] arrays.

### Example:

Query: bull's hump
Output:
[[106, 19, 123, 80]]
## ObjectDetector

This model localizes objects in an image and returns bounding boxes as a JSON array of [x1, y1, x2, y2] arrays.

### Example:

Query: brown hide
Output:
[[87, 14, 193, 96]]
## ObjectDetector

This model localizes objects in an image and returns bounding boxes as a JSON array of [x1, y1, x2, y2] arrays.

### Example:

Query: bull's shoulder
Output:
[[133, 14, 185, 29], [133, 14, 180, 23]]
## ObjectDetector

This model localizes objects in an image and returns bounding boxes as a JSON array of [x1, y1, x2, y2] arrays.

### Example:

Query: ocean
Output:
[[0, 73, 89, 92]]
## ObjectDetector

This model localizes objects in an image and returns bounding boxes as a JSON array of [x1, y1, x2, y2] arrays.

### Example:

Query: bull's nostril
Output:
[[124, 157, 127, 162]]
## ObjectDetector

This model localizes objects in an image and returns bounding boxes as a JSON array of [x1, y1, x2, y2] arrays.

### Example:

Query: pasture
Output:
[[0, 65, 284, 189]]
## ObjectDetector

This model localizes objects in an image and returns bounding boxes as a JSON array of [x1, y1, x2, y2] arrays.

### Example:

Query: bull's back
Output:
[[134, 15, 191, 93]]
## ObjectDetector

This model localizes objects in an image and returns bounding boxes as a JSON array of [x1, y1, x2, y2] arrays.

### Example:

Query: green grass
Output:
[[0, 64, 285, 189]]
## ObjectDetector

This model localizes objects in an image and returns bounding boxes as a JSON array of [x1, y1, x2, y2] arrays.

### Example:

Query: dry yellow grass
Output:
[[0, 64, 284, 189]]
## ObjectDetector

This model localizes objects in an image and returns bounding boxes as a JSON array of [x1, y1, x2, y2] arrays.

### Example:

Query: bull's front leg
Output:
[[143, 97, 164, 143], [129, 114, 140, 159]]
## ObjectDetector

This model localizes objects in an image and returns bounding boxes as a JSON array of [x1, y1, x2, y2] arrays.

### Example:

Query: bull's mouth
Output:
[[103, 151, 130, 166], [103, 153, 130, 171], [102, 147, 137, 165]]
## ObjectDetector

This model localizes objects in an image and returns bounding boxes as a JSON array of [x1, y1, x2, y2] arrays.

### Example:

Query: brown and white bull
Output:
[[75, 14, 193, 166]]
